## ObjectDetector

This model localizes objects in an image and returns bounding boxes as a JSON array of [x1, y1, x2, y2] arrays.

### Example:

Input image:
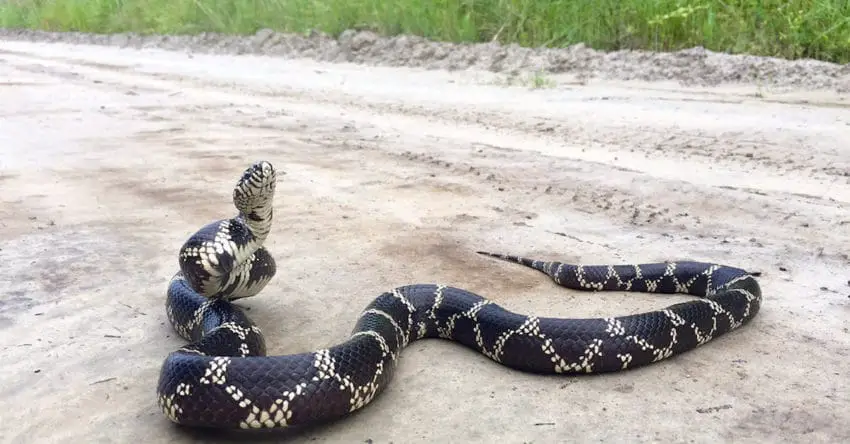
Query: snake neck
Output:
[[238, 204, 273, 243]]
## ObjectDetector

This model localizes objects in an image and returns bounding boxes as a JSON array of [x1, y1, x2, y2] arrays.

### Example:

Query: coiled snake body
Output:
[[157, 161, 762, 430]]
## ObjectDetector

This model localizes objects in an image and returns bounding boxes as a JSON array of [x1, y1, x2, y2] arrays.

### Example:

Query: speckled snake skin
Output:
[[156, 161, 762, 430]]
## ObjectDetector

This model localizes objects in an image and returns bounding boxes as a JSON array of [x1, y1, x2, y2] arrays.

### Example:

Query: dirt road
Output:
[[1, 36, 849, 444]]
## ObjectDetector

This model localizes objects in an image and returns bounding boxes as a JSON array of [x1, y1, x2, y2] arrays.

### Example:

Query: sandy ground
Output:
[[1, 32, 849, 444]]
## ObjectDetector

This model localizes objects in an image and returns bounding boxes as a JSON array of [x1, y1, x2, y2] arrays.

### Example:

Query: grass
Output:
[[1, 0, 849, 64], [492, 70, 558, 89]]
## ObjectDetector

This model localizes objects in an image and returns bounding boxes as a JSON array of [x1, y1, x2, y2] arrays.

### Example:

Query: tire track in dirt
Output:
[[2, 47, 847, 265], [3, 47, 848, 184]]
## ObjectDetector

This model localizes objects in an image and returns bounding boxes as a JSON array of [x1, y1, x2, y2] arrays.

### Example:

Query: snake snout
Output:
[[235, 161, 279, 195]]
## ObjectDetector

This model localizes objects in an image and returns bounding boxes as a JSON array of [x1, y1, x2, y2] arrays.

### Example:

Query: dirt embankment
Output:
[[2, 28, 850, 90]]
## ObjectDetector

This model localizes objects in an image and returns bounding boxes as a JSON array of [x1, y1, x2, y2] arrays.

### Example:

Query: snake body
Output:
[[156, 161, 762, 430]]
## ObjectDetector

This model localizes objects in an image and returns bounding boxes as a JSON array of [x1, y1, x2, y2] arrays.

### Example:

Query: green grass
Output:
[[492, 70, 558, 89], [1, 0, 849, 63]]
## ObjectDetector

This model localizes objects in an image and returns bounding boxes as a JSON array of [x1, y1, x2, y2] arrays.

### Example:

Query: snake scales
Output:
[[156, 161, 762, 430]]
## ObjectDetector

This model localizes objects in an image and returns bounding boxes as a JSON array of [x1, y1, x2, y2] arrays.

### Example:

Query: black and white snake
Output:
[[156, 161, 762, 430]]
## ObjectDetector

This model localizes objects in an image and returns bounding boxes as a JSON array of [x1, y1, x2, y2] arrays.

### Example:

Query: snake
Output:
[[156, 160, 762, 430]]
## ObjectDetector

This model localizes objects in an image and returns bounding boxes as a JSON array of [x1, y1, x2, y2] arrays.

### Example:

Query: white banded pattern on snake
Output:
[[156, 161, 762, 430]]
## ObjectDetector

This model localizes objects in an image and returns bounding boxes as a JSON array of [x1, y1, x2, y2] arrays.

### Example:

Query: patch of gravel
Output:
[[2, 28, 850, 91]]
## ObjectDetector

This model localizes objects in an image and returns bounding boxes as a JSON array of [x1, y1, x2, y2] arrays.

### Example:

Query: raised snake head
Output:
[[233, 160, 277, 219]]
